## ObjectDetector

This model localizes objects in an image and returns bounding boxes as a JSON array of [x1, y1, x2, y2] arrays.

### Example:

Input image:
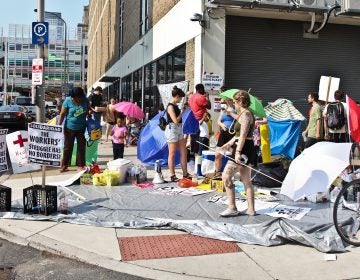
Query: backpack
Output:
[[158, 105, 168, 131], [326, 102, 345, 130]]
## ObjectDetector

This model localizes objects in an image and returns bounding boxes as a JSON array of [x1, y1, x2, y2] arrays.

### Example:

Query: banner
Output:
[[157, 80, 189, 108], [347, 95, 360, 142], [6, 131, 41, 174], [0, 129, 8, 172], [28, 122, 63, 167]]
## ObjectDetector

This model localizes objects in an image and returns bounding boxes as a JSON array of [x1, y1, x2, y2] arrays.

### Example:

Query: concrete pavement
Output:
[[0, 139, 360, 280]]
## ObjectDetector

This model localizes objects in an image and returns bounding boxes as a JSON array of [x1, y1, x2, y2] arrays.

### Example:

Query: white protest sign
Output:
[[28, 122, 63, 167], [318, 76, 340, 102], [202, 72, 223, 91], [6, 131, 41, 174], [0, 129, 8, 172], [157, 80, 189, 108]]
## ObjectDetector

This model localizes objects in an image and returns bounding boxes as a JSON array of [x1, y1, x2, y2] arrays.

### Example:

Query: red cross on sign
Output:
[[13, 134, 28, 148], [32, 65, 43, 72]]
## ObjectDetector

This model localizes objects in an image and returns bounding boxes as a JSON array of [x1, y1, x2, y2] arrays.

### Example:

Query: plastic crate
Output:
[[23, 185, 57, 216], [0, 185, 11, 212]]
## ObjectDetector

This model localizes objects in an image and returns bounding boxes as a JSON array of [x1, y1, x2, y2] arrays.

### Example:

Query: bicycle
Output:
[[333, 178, 360, 246]]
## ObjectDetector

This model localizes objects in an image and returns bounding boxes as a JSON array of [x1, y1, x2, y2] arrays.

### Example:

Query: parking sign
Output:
[[32, 22, 48, 45]]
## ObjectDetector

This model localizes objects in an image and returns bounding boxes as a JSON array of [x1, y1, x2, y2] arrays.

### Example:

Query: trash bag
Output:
[[252, 161, 288, 188]]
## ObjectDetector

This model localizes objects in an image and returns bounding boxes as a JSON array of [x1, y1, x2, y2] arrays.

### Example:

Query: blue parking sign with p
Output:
[[32, 22, 48, 45]]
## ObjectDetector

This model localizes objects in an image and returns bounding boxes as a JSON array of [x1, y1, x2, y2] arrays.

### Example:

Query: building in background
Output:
[[87, 0, 360, 119], [0, 8, 88, 101]]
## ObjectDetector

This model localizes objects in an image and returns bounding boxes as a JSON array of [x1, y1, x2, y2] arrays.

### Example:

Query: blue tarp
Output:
[[137, 109, 199, 166], [268, 117, 302, 159]]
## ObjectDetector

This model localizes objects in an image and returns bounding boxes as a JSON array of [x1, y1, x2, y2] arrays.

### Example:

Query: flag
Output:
[[346, 95, 360, 142]]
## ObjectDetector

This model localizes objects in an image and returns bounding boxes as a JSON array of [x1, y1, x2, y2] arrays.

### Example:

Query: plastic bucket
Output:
[[107, 158, 132, 184]]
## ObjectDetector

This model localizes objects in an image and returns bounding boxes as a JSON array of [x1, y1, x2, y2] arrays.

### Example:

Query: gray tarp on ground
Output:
[[1, 183, 347, 253]]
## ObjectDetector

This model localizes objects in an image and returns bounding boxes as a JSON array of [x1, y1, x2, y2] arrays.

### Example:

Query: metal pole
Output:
[[36, 0, 46, 190]]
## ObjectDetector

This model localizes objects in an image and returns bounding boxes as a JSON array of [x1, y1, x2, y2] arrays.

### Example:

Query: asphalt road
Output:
[[0, 238, 150, 280]]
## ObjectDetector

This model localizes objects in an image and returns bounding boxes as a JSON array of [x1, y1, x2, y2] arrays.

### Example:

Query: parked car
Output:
[[14, 96, 36, 118], [0, 105, 33, 131]]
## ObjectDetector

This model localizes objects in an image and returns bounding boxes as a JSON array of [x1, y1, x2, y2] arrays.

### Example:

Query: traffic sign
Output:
[[32, 22, 48, 45], [32, 58, 43, 85]]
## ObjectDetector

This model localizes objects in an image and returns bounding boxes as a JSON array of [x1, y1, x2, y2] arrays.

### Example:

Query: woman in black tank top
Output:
[[165, 86, 192, 182]]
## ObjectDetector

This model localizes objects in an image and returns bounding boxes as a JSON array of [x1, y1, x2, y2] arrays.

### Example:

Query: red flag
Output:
[[347, 95, 360, 142]]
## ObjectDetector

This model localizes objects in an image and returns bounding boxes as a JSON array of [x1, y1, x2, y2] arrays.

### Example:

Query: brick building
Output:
[[87, 0, 360, 119]]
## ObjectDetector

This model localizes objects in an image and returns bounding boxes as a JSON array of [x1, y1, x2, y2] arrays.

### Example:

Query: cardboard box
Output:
[[210, 178, 225, 192]]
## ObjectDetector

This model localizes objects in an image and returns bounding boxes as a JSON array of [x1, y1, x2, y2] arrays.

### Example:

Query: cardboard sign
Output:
[[0, 129, 8, 172], [318, 76, 340, 102], [28, 122, 63, 167], [157, 80, 189, 108], [6, 131, 41, 174]]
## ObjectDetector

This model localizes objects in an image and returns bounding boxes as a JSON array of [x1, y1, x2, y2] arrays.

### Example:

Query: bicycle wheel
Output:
[[333, 178, 360, 246]]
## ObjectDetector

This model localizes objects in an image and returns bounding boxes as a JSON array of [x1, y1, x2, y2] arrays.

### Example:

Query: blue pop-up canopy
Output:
[[268, 117, 302, 159], [137, 109, 199, 166]]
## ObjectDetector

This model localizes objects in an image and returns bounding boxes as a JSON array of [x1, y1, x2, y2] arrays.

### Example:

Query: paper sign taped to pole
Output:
[[6, 130, 41, 174], [318, 76, 340, 102], [0, 129, 8, 172]]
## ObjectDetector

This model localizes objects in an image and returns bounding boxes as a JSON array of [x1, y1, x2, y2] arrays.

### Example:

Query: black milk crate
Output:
[[0, 185, 11, 212], [23, 185, 57, 216]]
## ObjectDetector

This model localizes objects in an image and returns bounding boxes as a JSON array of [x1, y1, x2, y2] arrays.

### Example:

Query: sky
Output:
[[0, 0, 89, 34]]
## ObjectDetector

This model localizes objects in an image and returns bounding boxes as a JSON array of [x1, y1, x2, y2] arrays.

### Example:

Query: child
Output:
[[198, 112, 211, 156], [110, 113, 127, 159]]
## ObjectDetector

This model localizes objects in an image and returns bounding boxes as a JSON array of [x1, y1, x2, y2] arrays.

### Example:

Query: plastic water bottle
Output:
[[59, 193, 68, 215]]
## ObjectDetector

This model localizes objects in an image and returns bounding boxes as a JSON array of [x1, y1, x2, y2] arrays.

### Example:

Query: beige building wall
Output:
[[152, 0, 180, 26], [87, 0, 118, 89], [185, 39, 195, 92]]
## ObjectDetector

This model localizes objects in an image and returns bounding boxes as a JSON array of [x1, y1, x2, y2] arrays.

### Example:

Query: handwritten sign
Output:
[[202, 72, 223, 91], [28, 122, 63, 166], [157, 80, 189, 108], [6, 131, 41, 174], [0, 129, 8, 172]]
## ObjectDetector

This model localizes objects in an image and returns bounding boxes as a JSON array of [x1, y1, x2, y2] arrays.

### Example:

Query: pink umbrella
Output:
[[114, 102, 145, 119]]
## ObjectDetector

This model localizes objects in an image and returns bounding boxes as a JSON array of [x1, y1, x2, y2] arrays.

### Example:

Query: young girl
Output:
[[110, 113, 127, 159]]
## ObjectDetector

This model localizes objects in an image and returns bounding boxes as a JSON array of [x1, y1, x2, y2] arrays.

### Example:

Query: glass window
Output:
[[157, 57, 165, 84], [139, 0, 149, 37]]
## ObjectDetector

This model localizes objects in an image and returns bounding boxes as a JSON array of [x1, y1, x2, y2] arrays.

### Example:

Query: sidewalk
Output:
[[0, 140, 360, 279]]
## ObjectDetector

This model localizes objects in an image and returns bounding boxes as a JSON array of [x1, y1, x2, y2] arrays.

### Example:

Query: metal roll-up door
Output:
[[225, 16, 360, 118]]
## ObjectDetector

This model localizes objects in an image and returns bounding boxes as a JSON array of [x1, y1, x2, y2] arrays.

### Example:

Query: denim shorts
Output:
[[165, 123, 183, 143]]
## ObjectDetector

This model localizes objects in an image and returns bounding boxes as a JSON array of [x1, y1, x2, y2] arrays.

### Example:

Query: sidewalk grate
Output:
[[118, 234, 241, 261], [0, 266, 13, 280]]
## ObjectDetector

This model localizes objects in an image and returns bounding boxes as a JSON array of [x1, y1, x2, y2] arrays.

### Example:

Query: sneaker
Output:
[[220, 208, 239, 217]]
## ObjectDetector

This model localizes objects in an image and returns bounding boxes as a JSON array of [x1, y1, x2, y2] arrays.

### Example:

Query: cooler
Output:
[[107, 158, 132, 184], [201, 150, 229, 175]]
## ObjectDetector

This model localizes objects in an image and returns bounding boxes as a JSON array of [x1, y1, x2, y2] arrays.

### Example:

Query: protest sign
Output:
[[318, 76, 340, 102], [6, 130, 41, 174], [0, 129, 8, 172], [157, 80, 189, 108], [202, 72, 223, 91], [28, 122, 63, 167]]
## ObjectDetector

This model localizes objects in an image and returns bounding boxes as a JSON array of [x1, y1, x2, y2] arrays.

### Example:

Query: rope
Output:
[[196, 141, 283, 184]]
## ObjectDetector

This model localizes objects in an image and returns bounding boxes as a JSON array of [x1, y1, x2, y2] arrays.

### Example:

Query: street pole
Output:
[[36, 0, 46, 189]]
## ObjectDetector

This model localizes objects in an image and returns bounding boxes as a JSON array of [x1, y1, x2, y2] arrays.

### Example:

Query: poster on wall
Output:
[[0, 129, 8, 172], [318, 76, 340, 102], [6, 131, 41, 174], [28, 122, 63, 166], [157, 80, 189, 108], [202, 72, 223, 91]]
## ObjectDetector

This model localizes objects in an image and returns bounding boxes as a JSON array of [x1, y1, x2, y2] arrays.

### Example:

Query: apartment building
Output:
[[88, 0, 360, 118], [0, 11, 88, 97]]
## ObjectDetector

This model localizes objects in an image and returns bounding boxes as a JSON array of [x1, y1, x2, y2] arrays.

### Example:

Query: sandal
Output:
[[60, 166, 69, 173], [170, 175, 179, 182], [183, 173, 192, 179]]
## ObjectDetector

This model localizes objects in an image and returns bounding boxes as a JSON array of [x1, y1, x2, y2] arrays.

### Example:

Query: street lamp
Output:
[[34, 9, 67, 94]]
